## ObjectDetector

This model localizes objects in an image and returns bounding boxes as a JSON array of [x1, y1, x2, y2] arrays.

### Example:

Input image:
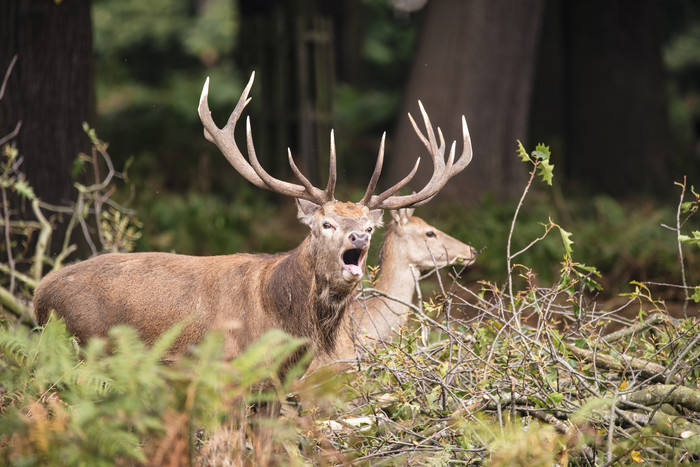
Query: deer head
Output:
[[386, 208, 477, 270]]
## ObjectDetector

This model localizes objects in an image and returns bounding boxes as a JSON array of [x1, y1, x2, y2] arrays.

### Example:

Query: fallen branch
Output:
[[622, 384, 700, 412], [565, 344, 682, 384], [601, 313, 667, 344], [0, 285, 34, 325]]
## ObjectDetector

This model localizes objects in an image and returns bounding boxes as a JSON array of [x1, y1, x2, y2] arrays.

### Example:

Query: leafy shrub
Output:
[[0, 317, 311, 466]]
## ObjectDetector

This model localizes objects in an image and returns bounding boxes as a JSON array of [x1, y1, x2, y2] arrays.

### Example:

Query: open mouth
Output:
[[341, 248, 364, 277]]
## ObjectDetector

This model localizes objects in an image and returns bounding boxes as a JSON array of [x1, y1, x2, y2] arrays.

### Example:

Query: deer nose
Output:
[[348, 232, 369, 249]]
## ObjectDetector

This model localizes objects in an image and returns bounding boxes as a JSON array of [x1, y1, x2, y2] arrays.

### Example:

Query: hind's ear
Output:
[[296, 199, 320, 226]]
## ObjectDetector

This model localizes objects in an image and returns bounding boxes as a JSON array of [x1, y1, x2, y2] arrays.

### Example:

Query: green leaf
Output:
[[556, 226, 574, 257], [13, 179, 36, 200], [538, 159, 555, 186], [546, 392, 564, 404], [680, 231, 700, 246], [516, 140, 529, 162], [72, 157, 85, 179], [692, 286, 700, 303], [681, 201, 697, 214], [531, 143, 551, 161], [82, 122, 100, 146]]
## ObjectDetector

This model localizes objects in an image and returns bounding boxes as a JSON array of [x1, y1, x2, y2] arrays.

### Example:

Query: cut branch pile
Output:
[[317, 281, 699, 465]]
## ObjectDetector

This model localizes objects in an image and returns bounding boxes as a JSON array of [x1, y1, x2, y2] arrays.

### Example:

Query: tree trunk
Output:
[[237, 0, 334, 187], [0, 0, 94, 205], [387, 0, 544, 204], [562, 0, 672, 195]]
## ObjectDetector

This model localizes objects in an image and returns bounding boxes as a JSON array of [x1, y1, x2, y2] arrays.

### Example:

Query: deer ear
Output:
[[403, 207, 415, 218], [390, 210, 402, 224], [296, 199, 320, 226], [370, 209, 384, 228]]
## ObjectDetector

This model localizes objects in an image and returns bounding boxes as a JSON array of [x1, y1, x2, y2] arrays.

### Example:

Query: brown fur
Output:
[[34, 201, 382, 368]]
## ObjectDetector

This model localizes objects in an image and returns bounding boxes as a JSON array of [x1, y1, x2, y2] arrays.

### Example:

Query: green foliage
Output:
[[0, 318, 309, 465], [679, 230, 700, 247], [516, 140, 554, 186], [438, 189, 698, 294], [1, 143, 35, 201], [135, 187, 289, 255], [93, 0, 241, 197]]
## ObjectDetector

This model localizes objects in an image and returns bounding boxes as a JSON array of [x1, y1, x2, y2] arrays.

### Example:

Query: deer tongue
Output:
[[345, 264, 363, 277]]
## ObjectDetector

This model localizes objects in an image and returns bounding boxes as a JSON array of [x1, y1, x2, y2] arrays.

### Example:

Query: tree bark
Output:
[[387, 0, 544, 204], [0, 0, 94, 205], [562, 0, 672, 196]]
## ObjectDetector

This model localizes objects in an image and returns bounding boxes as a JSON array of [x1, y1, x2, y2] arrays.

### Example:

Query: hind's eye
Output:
[[426, 231, 436, 238]]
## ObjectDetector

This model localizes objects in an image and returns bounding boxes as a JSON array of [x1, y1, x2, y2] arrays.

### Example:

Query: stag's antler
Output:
[[198, 72, 336, 205], [359, 101, 472, 210], [200, 73, 472, 209]]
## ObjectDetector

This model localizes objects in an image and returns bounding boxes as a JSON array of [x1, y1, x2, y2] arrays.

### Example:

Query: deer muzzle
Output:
[[341, 232, 370, 281], [348, 232, 370, 249]]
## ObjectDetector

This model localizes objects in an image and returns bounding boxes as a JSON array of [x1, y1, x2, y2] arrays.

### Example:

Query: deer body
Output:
[[35, 202, 379, 360], [33, 72, 473, 369], [308, 209, 477, 370]]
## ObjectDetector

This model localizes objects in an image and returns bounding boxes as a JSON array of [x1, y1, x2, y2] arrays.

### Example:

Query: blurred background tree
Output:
[[0, 0, 94, 205], [388, 0, 543, 202]]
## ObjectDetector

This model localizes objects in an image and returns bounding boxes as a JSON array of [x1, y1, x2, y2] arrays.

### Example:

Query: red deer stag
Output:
[[33, 72, 473, 368], [308, 208, 477, 372]]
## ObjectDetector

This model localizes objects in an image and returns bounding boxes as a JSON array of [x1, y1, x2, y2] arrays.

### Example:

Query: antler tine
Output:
[[199, 72, 333, 205], [371, 157, 421, 205], [408, 104, 447, 174], [287, 148, 317, 195], [359, 132, 386, 205], [325, 130, 337, 200], [245, 117, 316, 199], [198, 73, 267, 190], [363, 102, 473, 210], [418, 100, 444, 168], [450, 115, 473, 174]]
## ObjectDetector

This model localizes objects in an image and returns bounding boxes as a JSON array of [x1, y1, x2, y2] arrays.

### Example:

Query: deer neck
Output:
[[265, 236, 357, 357], [356, 228, 418, 335]]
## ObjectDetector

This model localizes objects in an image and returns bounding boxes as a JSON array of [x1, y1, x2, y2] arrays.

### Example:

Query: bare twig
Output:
[[0, 55, 17, 101], [0, 121, 22, 148], [506, 165, 537, 331], [674, 178, 689, 317], [31, 198, 52, 284], [1, 185, 15, 294]]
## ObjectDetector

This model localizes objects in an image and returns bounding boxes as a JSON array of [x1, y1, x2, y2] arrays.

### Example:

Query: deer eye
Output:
[[426, 231, 436, 238], [366, 227, 373, 234], [322, 221, 334, 230]]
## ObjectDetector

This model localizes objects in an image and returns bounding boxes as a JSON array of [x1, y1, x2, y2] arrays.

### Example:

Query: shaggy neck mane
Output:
[[264, 237, 356, 356]]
